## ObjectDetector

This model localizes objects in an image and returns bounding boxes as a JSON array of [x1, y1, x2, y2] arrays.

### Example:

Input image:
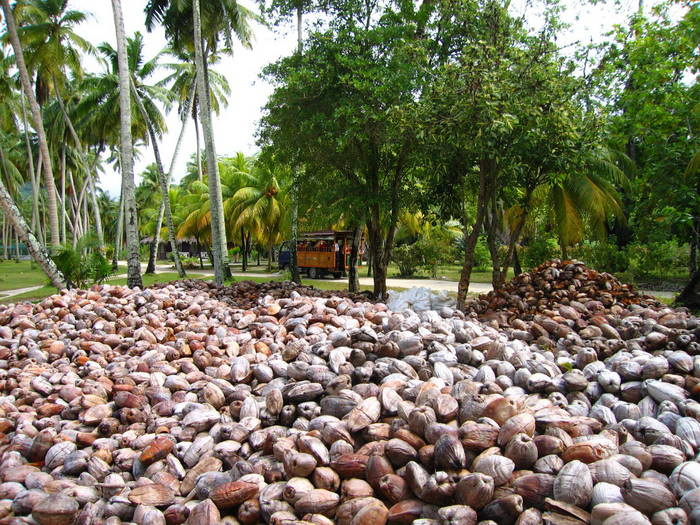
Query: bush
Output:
[[474, 238, 491, 271], [52, 236, 114, 289], [572, 240, 629, 274], [393, 243, 422, 276], [627, 241, 689, 280], [522, 237, 560, 270], [180, 257, 201, 270]]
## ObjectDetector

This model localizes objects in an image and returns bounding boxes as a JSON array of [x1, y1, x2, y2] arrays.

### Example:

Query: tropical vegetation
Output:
[[0, 0, 697, 307]]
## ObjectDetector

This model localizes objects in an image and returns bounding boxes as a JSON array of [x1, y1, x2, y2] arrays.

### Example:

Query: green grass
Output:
[[0, 261, 128, 292], [0, 260, 53, 290]]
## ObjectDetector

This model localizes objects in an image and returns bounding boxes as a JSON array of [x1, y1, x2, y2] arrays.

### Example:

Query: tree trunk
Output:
[[111, 0, 142, 288], [288, 4, 303, 286], [19, 91, 40, 238], [194, 113, 202, 181], [241, 230, 248, 272], [130, 79, 185, 278], [146, 79, 196, 274], [367, 217, 393, 300], [677, 267, 700, 309], [690, 218, 699, 276], [457, 159, 494, 309], [112, 193, 124, 270], [267, 242, 273, 272], [197, 238, 203, 269], [60, 146, 66, 244], [193, 0, 227, 286], [54, 84, 105, 253], [0, 176, 65, 288], [31, 151, 41, 237], [146, 201, 164, 274], [513, 245, 522, 276], [348, 224, 362, 293], [1, 0, 60, 249]]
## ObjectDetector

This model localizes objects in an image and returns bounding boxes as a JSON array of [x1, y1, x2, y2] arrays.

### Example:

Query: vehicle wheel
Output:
[[279, 263, 287, 271], [308, 267, 317, 279]]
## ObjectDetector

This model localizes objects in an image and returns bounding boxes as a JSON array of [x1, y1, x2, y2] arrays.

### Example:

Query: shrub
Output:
[[180, 257, 201, 270], [52, 236, 114, 289], [627, 241, 689, 280], [572, 240, 629, 274], [522, 237, 560, 270], [393, 243, 422, 276]]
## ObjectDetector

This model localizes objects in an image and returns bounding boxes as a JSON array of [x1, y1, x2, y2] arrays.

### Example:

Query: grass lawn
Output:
[[0, 261, 129, 292], [0, 260, 56, 291]]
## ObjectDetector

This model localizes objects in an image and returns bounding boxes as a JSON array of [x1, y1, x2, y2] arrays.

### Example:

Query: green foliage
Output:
[[418, 230, 456, 278], [627, 241, 689, 280], [456, 237, 490, 272], [392, 231, 455, 278], [392, 243, 422, 277], [522, 237, 560, 270], [51, 236, 113, 289], [572, 240, 630, 274], [180, 257, 201, 270]]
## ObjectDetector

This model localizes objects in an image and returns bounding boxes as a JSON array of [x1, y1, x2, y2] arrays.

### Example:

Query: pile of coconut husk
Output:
[[153, 278, 373, 311], [472, 259, 662, 318]]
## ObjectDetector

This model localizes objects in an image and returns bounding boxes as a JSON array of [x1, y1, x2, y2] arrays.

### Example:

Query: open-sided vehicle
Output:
[[278, 230, 360, 279]]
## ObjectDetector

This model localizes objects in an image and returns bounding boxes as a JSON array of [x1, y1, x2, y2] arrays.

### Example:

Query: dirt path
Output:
[[1, 285, 43, 299]]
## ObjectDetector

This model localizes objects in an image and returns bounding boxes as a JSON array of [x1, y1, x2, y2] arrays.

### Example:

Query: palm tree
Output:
[[130, 84, 186, 278], [159, 47, 231, 181], [111, 0, 141, 288], [1, 0, 60, 248], [225, 158, 288, 272], [145, 0, 259, 285], [0, 176, 65, 287], [177, 180, 211, 269], [76, 32, 172, 272], [191, 0, 227, 284], [548, 147, 630, 258]]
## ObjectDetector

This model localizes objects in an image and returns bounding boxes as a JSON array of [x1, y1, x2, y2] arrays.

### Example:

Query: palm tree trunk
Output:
[[60, 146, 66, 244], [193, 0, 227, 286], [112, 194, 124, 270], [130, 79, 185, 278], [241, 230, 247, 272], [32, 151, 41, 236], [54, 82, 105, 252], [267, 242, 273, 272], [0, 174, 65, 287], [19, 91, 40, 236], [194, 113, 202, 181], [145, 80, 196, 275], [1, 0, 60, 249], [111, 0, 142, 288]]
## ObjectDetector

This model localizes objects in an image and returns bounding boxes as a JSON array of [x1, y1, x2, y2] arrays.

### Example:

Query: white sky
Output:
[[68, 0, 651, 197]]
